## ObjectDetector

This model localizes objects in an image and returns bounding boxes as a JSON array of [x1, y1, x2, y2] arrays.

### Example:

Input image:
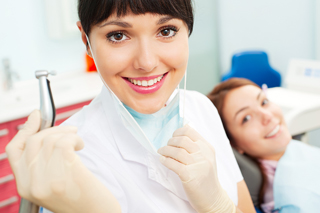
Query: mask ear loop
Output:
[[85, 34, 122, 104], [183, 70, 187, 125]]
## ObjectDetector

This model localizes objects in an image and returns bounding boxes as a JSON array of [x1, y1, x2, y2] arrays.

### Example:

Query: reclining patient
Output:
[[207, 78, 320, 213]]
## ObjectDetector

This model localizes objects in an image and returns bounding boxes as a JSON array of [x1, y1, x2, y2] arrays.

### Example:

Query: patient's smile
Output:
[[265, 124, 281, 138]]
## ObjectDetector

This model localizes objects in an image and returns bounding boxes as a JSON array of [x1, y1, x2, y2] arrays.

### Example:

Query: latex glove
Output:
[[158, 125, 235, 213], [6, 110, 121, 213]]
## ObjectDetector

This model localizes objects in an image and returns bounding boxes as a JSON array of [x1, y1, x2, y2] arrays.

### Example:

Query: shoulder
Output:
[[183, 90, 221, 128], [185, 89, 214, 106], [184, 90, 218, 115], [61, 94, 104, 135], [60, 93, 119, 162]]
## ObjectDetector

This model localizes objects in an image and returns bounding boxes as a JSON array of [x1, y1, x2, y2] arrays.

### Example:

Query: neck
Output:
[[261, 150, 286, 161]]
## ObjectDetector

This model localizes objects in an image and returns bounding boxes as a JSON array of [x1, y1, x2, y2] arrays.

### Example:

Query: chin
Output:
[[129, 98, 166, 114]]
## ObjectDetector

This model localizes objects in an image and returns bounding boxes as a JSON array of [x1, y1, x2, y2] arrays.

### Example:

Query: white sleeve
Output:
[[188, 91, 243, 183], [204, 94, 243, 183]]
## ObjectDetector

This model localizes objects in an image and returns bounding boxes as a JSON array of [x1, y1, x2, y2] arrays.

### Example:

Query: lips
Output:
[[265, 124, 280, 138], [123, 72, 168, 94]]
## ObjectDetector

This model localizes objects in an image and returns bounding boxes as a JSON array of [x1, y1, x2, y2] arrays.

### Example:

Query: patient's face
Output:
[[223, 85, 291, 160]]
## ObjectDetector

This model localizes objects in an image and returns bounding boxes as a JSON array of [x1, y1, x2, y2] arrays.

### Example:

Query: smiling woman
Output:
[[5, 0, 256, 213], [78, 11, 189, 114], [208, 78, 320, 212]]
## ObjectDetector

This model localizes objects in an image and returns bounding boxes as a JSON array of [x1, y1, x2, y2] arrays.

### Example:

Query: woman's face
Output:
[[223, 85, 291, 160], [77, 12, 189, 114]]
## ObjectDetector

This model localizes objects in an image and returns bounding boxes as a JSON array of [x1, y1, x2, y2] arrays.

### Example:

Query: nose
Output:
[[133, 39, 159, 72], [259, 108, 273, 125]]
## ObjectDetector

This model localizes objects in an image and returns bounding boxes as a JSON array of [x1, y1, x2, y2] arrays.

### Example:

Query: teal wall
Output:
[[186, 0, 220, 95]]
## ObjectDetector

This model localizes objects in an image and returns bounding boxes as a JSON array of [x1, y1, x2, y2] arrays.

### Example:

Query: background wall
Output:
[[217, 0, 316, 79], [0, 0, 85, 82]]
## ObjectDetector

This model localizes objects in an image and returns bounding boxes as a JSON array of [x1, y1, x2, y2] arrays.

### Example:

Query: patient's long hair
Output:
[[207, 77, 267, 208]]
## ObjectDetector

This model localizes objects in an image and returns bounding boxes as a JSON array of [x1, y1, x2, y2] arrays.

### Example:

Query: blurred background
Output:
[[1, 0, 319, 91], [1, 1, 320, 212], [1, 0, 320, 148]]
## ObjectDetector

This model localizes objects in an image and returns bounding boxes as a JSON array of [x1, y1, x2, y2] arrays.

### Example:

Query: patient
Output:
[[207, 78, 320, 213]]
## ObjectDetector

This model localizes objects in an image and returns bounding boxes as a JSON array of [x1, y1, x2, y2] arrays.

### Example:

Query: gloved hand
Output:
[[6, 110, 121, 213], [158, 125, 236, 213]]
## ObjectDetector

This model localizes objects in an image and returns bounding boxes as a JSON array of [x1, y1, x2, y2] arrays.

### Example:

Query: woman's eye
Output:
[[157, 26, 178, 38], [262, 99, 269, 106], [242, 115, 251, 124], [107, 32, 128, 43]]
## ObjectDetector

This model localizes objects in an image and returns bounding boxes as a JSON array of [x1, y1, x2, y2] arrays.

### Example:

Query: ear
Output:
[[77, 21, 92, 58]]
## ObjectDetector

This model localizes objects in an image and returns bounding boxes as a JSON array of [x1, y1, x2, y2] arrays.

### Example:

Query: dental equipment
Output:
[[285, 59, 320, 94], [268, 59, 320, 141], [19, 70, 56, 213], [268, 88, 320, 137]]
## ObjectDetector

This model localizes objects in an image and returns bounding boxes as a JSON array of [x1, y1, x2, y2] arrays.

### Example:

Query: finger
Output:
[[24, 126, 78, 166], [6, 110, 41, 163], [53, 133, 85, 164], [41, 133, 67, 162], [159, 156, 190, 182], [173, 125, 205, 142], [158, 146, 195, 165], [54, 133, 84, 151], [167, 136, 200, 154]]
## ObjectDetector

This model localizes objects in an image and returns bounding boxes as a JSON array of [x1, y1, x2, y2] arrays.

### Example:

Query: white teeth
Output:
[[128, 74, 164, 87], [266, 125, 280, 138]]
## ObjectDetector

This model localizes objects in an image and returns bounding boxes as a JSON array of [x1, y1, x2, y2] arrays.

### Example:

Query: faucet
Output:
[[2, 58, 19, 91]]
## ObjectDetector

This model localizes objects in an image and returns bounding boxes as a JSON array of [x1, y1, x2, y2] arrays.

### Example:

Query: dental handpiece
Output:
[[36, 70, 56, 130], [19, 70, 56, 213]]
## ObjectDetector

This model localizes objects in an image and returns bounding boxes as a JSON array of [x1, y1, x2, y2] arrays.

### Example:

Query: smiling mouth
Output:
[[123, 72, 168, 94], [125, 72, 167, 87], [265, 124, 280, 138]]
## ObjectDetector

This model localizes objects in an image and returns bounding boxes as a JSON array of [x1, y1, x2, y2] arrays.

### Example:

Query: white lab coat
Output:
[[44, 86, 242, 213]]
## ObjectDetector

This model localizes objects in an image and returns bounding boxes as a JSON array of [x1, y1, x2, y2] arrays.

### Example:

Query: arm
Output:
[[237, 180, 256, 213], [6, 110, 121, 213]]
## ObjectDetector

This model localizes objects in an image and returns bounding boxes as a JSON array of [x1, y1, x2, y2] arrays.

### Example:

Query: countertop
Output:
[[0, 71, 103, 123]]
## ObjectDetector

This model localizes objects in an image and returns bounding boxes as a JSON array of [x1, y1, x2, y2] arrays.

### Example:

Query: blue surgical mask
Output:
[[124, 91, 183, 150], [85, 35, 187, 155]]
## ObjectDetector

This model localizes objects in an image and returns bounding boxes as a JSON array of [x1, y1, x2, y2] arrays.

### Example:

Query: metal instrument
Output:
[[19, 70, 56, 213]]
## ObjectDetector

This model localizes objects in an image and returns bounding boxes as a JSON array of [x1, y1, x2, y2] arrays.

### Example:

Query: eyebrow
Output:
[[99, 20, 132, 28], [257, 90, 263, 100], [99, 15, 175, 28], [157, 16, 175, 25], [233, 91, 263, 120], [233, 106, 249, 120]]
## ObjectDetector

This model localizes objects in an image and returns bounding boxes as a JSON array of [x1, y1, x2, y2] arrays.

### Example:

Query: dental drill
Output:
[[19, 70, 56, 213]]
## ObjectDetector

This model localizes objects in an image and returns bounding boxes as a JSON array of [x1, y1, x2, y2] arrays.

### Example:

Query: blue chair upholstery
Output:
[[222, 51, 281, 88], [255, 206, 263, 213]]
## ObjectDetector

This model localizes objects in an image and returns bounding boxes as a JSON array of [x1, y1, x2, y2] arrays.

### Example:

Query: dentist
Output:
[[6, 0, 255, 212]]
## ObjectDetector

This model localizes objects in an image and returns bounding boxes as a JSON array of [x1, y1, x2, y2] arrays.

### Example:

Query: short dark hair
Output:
[[78, 0, 194, 36]]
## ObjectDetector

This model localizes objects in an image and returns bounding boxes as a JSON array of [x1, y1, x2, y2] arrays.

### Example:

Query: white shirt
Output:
[[44, 87, 242, 213]]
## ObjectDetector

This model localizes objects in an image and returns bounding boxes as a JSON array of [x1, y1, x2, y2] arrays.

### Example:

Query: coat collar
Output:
[[100, 86, 189, 201]]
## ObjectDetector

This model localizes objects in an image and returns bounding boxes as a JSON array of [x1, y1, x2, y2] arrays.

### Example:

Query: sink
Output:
[[0, 86, 39, 109], [0, 71, 102, 123]]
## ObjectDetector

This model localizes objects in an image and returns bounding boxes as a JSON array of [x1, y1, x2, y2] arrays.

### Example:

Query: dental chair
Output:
[[222, 51, 282, 88], [232, 149, 263, 213]]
